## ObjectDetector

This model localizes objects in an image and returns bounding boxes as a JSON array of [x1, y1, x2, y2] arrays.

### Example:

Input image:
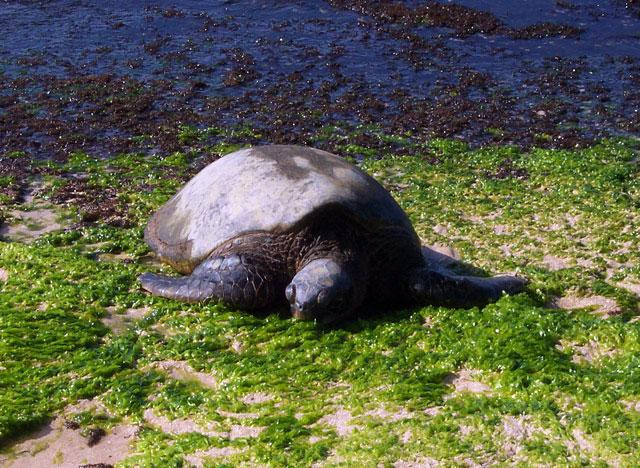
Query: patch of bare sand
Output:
[[326, 381, 352, 390], [622, 400, 640, 412], [500, 244, 512, 257], [0, 207, 64, 243], [576, 258, 596, 269], [502, 415, 534, 441], [150, 360, 217, 389], [315, 407, 357, 436], [423, 406, 443, 417], [214, 410, 265, 440], [365, 406, 413, 422], [229, 425, 264, 440], [217, 409, 259, 420], [143, 409, 264, 441], [606, 258, 634, 278], [230, 338, 245, 353], [326, 381, 352, 403], [566, 428, 595, 453], [550, 294, 621, 317], [443, 370, 491, 399], [97, 251, 135, 263], [542, 255, 570, 271], [184, 447, 240, 467], [545, 223, 563, 232], [463, 209, 502, 225], [432, 224, 448, 236], [500, 415, 549, 458], [463, 215, 484, 225], [556, 340, 618, 365], [614, 240, 634, 256], [422, 316, 435, 328], [618, 282, 640, 297], [150, 322, 179, 337], [241, 392, 273, 405], [310, 451, 346, 467], [101, 306, 150, 333], [565, 214, 581, 227], [2, 416, 136, 468], [65, 398, 112, 417], [493, 224, 509, 235], [393, 458, 441, 467], [143, 408, 226, 438]]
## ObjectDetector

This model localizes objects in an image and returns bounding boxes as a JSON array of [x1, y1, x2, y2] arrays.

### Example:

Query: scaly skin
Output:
[[140, 252, 288, 310], [140, 208, 526, 321], [140, 208, 370, 318]]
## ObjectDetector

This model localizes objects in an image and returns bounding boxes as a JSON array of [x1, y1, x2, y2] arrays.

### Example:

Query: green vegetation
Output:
[[1, 131, 639, 466]]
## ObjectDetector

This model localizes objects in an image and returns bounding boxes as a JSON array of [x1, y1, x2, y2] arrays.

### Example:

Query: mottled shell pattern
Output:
[[145, 145, 415, 273]]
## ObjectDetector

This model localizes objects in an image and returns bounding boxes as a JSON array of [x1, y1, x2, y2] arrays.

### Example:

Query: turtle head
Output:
[[286, 259, 358, 323]]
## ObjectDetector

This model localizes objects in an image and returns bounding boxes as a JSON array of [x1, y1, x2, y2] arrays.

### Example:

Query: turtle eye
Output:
[[410, 281, 425, 297], [285, 283, 296, 304], [317, 289, 330, 305]]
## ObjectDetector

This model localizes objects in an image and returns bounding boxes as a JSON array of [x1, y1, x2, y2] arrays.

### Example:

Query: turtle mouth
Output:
[[290, 303, 346, 325], [291, 305, 317, 321], [286, 283, 342, 324], [286, 283, 317, 321]]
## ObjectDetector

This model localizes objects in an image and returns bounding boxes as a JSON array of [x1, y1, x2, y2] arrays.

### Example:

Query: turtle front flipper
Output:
[[139, 253, 285, 310], [407, 268, 526, 309], [139, 272, 217, 303]]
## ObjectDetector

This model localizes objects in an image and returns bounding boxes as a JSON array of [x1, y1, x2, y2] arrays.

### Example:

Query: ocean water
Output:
[[0, 0, 639, 151]]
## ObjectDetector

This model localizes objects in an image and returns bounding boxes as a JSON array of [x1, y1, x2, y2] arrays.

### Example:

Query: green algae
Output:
[[1, 133, 640, 465]]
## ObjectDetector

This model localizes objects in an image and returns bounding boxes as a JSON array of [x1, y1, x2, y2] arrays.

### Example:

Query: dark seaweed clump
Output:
[[85, 427, 106, 447], [50, 178, 133, 227], [508, 22, 583, 39]]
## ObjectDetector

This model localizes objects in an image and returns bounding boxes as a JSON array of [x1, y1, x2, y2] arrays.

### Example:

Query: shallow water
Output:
[[0, 1, 639, 157], [3, 1, 638, 86]]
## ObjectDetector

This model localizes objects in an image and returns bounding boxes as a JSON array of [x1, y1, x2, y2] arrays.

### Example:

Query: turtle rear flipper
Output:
[[140, 253, 285, 310], [408, 269, 526, 309]]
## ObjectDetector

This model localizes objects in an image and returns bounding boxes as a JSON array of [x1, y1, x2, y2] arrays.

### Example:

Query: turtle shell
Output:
[[145, 145, 418, 273]]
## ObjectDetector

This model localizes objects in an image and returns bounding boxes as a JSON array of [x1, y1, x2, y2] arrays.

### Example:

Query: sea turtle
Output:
[[140, 145, 525, 323]]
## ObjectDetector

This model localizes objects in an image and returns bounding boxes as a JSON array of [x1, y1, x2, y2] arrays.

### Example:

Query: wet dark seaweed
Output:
[[0, 0, 638, 165], [85, 427, 106, 447], [509, 22, 583, 40], [51, 179, 133, 228], [63, 420, 80, 430]]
